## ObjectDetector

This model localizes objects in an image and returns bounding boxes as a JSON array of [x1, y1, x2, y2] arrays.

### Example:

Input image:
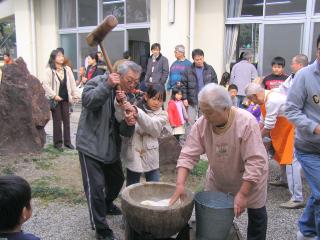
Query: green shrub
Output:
[[191, 160, 208, 177]]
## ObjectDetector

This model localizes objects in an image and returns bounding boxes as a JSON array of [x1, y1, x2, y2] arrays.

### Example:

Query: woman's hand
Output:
[[234, 192, 248, 218], [169, 183, 186, 206]]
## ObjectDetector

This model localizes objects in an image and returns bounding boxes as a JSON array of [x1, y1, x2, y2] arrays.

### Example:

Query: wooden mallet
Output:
[[86, 15, 118, 74]]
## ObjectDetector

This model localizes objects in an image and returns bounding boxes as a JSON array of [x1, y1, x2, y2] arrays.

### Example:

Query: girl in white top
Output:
[[115, 84, 167, 186]]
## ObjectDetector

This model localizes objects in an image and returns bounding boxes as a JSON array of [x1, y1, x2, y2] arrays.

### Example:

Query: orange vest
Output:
[[261, 92, 294, 165]]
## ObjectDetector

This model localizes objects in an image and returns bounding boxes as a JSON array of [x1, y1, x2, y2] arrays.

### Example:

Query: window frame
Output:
[[57, 0, 150, 73], [102, 0, 126, 25], [225, 0, 319, 74]]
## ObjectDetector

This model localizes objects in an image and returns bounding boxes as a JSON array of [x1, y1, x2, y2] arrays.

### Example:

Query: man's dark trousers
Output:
[[247, 206, 268, 240], [79, 151, 124, 231]]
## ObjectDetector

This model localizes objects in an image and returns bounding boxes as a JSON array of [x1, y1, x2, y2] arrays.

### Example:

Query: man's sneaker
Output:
[[96, 228, 117, 240], [297, 231, 317, 240], [106, 203, 122, 216], [269, 180, 288, 188], [279, 200, 305, 209]]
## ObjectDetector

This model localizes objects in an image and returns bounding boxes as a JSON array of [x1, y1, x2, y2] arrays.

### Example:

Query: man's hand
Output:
[[107, 73, 120, 87], [54, 95, 63, 102], [234, 192, 248, 218], [121, 101, 135, 112], [123, 103, 138, 126], [183, 99, 189, 107], [314, 125, 320, 135], [124, 111, 136, 126], [124, 105, 137, 126], [169, 183, 186, 206], [116, 90, 127, 103]]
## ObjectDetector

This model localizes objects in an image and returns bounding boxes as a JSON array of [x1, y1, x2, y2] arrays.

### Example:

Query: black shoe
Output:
[[95, 229, 117, 240], [106, 203, 122, 216], [64, 143, 75, 150]]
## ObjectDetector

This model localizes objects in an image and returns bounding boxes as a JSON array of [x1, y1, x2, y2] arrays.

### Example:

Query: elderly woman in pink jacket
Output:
[[170, 83, 269, 240]]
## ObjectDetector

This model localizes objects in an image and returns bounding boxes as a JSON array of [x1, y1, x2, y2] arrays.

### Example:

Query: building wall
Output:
[[0, 0, 58, 80], [13, 0, 34, 73], [34, 0, 58, 81], [0, 0, 14, 19], [149, 0, 161, 48], [149, 0, 225, 79], [150, 0, 190, 66], [194, 0, 225, 79]]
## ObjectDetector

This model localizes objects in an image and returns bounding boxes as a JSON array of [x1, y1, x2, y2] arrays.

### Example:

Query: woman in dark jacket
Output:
[[85, 52, 106, 82]]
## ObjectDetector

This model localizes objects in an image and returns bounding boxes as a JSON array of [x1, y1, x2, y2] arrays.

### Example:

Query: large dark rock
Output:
[[159, 127, 182, 165], [0, 58, 50, 154]]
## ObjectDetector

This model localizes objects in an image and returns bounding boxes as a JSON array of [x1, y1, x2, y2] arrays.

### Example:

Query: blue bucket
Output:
[[195, 191, 235, 240]]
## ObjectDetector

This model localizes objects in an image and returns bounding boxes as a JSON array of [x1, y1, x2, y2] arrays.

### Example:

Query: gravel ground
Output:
[[23, 200, 124, 240], [23, 159, 309, 240], [22, 105, 309, 240]]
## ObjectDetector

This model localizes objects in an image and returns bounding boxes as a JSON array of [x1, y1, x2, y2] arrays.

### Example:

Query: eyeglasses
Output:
[[125, 77, 139, 86]]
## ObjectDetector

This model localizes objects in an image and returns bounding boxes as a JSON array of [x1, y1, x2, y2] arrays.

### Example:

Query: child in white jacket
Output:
[[115, 84, 168, 186]]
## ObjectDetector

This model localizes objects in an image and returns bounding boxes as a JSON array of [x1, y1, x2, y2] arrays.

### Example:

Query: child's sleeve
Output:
[[264, 97, 281, 130], [136, 109, 168, 138]]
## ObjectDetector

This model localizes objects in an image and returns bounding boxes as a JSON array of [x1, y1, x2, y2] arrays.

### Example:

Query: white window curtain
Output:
[[59, 0, 76, 29], [224, 0, 243, 72]]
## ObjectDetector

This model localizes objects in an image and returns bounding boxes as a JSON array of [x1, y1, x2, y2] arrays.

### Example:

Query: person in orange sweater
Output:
[[3, 52, 13, 65]]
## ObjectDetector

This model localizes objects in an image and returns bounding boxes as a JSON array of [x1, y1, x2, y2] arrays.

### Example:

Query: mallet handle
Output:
[[99, 43, 122, 92], [99, 43, 114, 73]]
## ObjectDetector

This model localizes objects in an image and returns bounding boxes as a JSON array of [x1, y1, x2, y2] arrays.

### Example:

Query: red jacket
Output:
[[167, 100, 183, 127]]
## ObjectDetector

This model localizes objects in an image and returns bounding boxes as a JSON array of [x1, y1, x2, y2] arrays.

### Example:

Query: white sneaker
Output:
[[297, 231, 317, 240], [279, 200, 305, 209]]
